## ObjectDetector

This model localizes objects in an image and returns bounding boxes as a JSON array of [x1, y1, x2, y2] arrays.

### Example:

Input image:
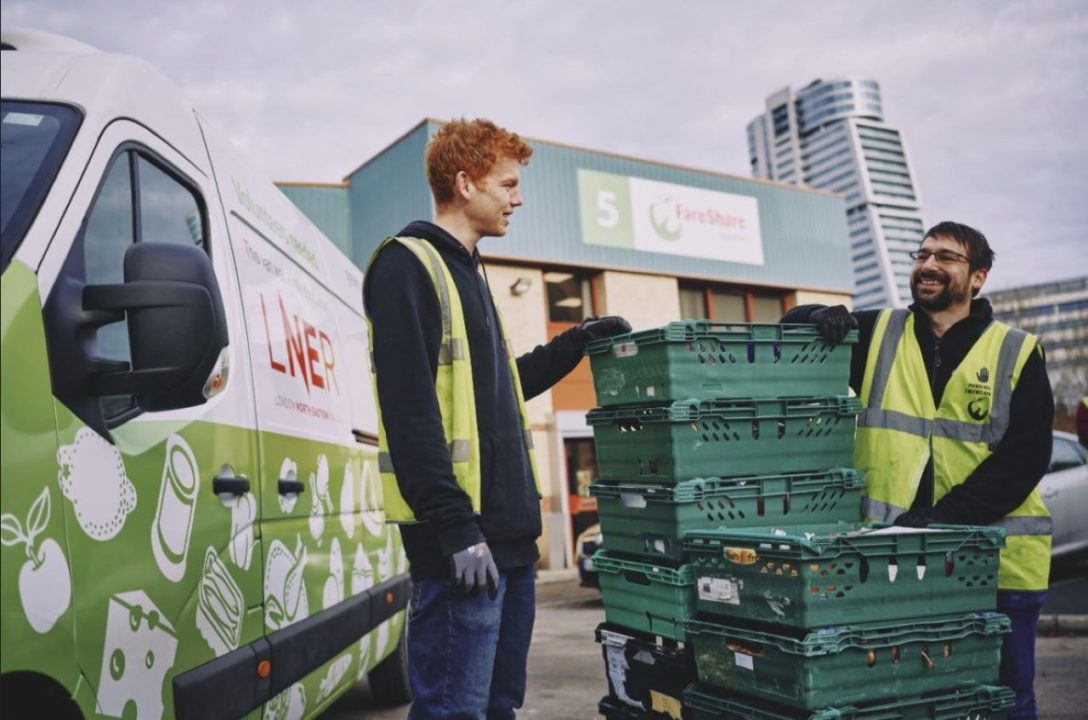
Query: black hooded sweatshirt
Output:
[[782, 299, 1053, 524], [363, 221, 589, 580]]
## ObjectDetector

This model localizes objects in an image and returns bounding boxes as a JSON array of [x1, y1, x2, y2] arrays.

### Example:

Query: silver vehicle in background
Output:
[[1042, 430, 1088, 560]]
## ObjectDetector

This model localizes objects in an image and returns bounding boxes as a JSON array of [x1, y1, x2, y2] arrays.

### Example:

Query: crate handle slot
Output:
[[624, 570, 652, 586]]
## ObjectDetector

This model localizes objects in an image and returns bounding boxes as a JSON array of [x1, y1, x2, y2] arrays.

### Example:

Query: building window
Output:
[[545, 270, 593, 323], [679, 282, 785, 323]]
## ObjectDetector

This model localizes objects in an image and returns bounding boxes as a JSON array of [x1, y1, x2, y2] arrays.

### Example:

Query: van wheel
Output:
[[0, 671, 84, 719], [367, 620, 412, 707]]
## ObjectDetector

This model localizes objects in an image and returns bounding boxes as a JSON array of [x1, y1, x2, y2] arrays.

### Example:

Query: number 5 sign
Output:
[[576, 169, 764, 265]]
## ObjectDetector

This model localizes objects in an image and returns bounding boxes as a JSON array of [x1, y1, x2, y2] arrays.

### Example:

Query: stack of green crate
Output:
[[583, 321, 863, 719], [681, 522, 1014, 718]]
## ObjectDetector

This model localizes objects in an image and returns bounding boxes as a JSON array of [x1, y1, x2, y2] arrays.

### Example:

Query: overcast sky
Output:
[[4, 0, 1085, 291]]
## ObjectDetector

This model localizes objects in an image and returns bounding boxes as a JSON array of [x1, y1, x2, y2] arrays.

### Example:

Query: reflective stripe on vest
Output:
[[855, 308, 1050, 591], [365, 236, 541, 523]]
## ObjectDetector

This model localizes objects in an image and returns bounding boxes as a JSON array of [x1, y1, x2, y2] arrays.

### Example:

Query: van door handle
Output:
[[213, 475, 250, 495], [278, 479, 305, 495]]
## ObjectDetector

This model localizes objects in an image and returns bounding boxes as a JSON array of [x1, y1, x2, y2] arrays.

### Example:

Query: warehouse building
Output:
[[278, 119, 856, 569]]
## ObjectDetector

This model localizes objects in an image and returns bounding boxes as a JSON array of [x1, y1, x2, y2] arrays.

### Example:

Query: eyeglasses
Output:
[[909, 249, 970, 265]]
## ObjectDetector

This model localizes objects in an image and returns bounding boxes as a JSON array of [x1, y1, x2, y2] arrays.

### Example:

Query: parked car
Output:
[[575, 524, 603, 587], [1042, 430, 1088, 559]]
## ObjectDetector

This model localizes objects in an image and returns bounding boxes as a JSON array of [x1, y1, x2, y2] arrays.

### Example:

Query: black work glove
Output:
[[581, 316, 632, 341], [448, 542, 499, 600], [809, 305, 857, 346], [893, 510, 938, 528]]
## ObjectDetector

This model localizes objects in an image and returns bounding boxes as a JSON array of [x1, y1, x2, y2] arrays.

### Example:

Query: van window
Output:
[[0, 101, 82, 273], [80, 147, 207, 420]]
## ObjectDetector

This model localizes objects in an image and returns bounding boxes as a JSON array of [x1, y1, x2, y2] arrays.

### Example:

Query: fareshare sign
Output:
[[577, 169, 763, 265]]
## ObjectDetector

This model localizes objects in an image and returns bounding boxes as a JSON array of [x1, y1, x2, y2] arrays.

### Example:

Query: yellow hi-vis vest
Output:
[[855, 309, 1051, 591], [365, 236, 542, 523]]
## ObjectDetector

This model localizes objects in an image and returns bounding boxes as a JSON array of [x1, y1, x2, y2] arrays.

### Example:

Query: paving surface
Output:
[[324, 577, 1088, 719]]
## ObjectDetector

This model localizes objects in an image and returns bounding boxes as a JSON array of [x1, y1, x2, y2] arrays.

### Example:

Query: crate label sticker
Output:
[[650, 690, 683, 720], [613, 341, 639, 358], [604, 645, 645, 709], [734, 651, 754, 670], [724, 547, 759, 565], [698, 576, 740, 605], [620, 493, 647, 509]]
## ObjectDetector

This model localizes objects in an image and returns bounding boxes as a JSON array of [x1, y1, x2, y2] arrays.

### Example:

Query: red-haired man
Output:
[[364, 118, 629, 718]]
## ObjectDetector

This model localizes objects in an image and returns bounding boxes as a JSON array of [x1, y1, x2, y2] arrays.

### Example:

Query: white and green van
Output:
[[1, 27, 410, 719]]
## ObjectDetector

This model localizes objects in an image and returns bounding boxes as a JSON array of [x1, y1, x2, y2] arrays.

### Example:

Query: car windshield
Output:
[[0, 101, 81, 273]]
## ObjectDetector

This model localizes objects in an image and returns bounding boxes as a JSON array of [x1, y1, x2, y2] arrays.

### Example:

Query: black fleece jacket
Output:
[[782, 299, 1053, 524], [363, 221, 589, 580]]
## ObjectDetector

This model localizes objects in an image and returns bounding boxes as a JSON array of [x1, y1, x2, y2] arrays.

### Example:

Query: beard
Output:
[[910, 269, 970, 311]]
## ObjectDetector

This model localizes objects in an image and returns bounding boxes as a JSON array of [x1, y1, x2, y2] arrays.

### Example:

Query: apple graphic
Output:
[[0, 488, 72, 634]]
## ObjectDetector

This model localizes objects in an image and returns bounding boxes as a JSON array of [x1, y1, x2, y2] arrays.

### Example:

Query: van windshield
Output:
[[1, 101, 81, 273]]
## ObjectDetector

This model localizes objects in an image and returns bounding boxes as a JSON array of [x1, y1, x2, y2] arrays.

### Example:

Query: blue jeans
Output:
[[407, 564, 536, 720], [996, 590, 1047, 720]]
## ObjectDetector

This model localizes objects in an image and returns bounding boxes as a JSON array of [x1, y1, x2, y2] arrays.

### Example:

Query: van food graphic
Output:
[[195, 547, 244, 656], [339, 461, 356, 537], [322, 537, 344, 610], [265, 536, 309, 630], [277, 457, 300, 513], [152, 435, 199, 582], [316, 651, 353, 703], [264, 682, 305, 720], [58, 427, 136, 541], [377, 530, 393, 579], [359, 460, 384, 537], [227, 492, 256, 570], [309, 454, 332, 543], [0, 488, 72, 633], [97, 590, 178, 720], [374, 618, 391, 659], [350, 542, 374, 595], [356, 632, 371, 682]]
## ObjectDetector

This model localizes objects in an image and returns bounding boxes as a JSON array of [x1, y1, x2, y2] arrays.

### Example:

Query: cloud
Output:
[[4, 0, 1084, 288]]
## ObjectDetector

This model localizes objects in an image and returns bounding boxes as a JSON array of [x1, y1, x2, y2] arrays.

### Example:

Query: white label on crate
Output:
[[652, 538, 667, 554], [698, 576, 740, 605], [605, 645, 645, 709], [734, 652, 754, 671], [620, 493, 647, 509], [613, 342, 639, 358], [645, 386, 656, 397]]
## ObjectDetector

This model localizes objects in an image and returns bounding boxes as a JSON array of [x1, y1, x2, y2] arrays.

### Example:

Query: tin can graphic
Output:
[[152, 436, 199, 582]]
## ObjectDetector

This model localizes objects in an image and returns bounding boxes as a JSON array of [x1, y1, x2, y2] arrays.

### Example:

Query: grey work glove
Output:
[[449, 542, 499, 600], [810, 305, 857, 346], [581, 315, 632, 341]]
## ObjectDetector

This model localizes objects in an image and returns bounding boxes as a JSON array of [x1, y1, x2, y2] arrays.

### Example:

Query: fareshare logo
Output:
[[976, 367, 990, 383], [649, 198, 682, 241]]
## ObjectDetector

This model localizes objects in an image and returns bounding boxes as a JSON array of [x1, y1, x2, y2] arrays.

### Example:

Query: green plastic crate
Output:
[[585, 322, 858, 406], [591, 469, 865, 562], [588, 396, 861, 482], [685, 523, 1004, 627], [684, 682, 1015, 719], [685, 612, 1010, 710], [594, 551, 695, 642]]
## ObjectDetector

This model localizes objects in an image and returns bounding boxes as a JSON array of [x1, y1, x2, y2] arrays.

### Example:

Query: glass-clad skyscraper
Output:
[[747, 78, 925, 309]]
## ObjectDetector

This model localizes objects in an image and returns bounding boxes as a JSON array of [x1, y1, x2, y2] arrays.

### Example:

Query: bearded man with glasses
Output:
[[781, 221, 1054, 720]]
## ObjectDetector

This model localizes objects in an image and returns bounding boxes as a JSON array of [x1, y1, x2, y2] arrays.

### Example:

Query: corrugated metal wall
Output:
[[347, 122, 434, 266], [278, 184, 352, 257], [294, 120, 855, 293]]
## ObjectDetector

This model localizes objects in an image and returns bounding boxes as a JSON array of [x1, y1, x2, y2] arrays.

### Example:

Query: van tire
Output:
[[0, 672, 84, 719], [367, 621, 412, 707]]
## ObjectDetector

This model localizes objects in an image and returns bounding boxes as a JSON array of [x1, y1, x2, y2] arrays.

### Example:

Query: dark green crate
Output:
[[586, 322, 858, 406], [592, 469, 865, 562], [588, 397, 861, 482], [685, 612, 1009, 710], [684, 682, 1015, 719], [594, 551, 695, 642], [685, 523, 1004, 627]]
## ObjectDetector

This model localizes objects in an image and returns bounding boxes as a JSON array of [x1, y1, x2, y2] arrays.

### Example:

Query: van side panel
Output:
[[0, 260, 80, 699]]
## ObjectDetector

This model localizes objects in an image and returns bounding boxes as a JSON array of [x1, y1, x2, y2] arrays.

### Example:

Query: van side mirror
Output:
[[84, 242, 228, 412], [44, 241, 229, 438]]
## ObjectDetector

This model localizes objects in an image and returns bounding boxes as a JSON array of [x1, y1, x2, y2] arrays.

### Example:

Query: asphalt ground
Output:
[[325, 570, 1088, 720]]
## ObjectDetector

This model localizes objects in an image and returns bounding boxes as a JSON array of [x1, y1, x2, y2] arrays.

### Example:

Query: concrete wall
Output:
[[599, 271, 683, 330]]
